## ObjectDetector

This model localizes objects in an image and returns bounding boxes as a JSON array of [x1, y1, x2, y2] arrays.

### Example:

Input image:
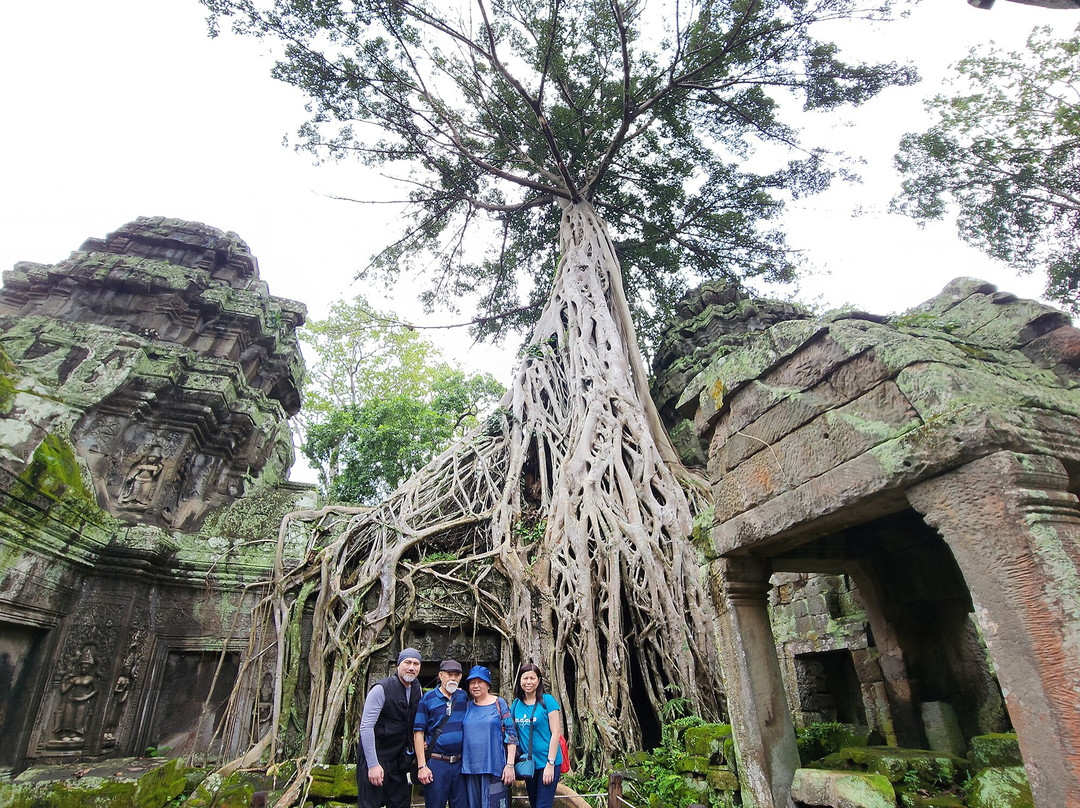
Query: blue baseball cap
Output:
[[466, 665, 492, 684]]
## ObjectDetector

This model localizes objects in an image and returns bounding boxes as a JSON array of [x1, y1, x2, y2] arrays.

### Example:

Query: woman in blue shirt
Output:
[[461, 666, 517, 808], [510, 663, 562, 808]]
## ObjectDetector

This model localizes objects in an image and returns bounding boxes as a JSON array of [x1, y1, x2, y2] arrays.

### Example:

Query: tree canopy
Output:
[[893, 24, 1080, 313], [204, 0, 918, 344], [299, 296, 503, 503]]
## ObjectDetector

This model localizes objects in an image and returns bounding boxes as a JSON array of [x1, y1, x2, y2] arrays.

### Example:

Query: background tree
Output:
[[893, 24, 1080, 313], [199, 0, 920, 799], [299, 296, 503, 502]]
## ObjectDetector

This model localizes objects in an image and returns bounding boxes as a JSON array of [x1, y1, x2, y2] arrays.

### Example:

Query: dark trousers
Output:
[[524, 769, 560, 808], [357, 755, 412, 808], [423, 757, 467, 808]]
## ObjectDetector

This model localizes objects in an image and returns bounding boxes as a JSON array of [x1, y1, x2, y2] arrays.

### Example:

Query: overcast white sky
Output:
[[1, 1, 1077, 470]]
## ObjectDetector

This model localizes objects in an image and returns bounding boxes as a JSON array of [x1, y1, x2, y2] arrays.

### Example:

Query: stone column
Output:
[[712, 556, 799, 808], [907, 451, 1080, 808]]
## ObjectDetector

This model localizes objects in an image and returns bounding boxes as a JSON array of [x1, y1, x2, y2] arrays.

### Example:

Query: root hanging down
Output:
[[215, 201, 725, 806]]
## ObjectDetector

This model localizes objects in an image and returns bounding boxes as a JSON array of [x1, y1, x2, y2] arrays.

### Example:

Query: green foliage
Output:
[[201, 0, 917, 346], [298, 296, 504, 503], [561, 772, 609, 808], [620, 702, 711, 808], [893, 23, 1080, 314]]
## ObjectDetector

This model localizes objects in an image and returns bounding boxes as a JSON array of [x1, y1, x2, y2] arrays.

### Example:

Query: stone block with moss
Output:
[[705, 767, 739, 791], [790, 768, 896, 808], [182, 770, 255, 808], [838, 746, 969, 788], [682, 723, 732, 763], [308, 763, 360, 798], [965, 766, 1033, 808], [675, 755, 712, 775], [0, 757, 187, 808], [969, 733, 1023, 769]]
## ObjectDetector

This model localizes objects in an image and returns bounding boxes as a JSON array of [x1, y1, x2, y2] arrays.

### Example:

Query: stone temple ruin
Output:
[[0, 219, 1078, 807], [0, 218, 313, 773]]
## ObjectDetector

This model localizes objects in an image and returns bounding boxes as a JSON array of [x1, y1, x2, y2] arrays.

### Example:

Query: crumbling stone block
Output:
[[682, 723, 733, 764], [969, 733, 1023, 769], [920, 702, 966, 757], [790, 768, 896, 807], [965, 766, 1033, 808]]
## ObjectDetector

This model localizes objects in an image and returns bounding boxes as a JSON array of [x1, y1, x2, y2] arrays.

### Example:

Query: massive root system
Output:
[[223, 202, 724, 805]]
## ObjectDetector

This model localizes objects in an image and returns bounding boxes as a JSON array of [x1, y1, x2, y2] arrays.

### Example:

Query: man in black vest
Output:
[[357, 648, 423, 808]]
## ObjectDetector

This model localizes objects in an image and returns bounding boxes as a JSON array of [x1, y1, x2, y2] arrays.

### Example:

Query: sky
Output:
[[1, 0, 1077, 480]]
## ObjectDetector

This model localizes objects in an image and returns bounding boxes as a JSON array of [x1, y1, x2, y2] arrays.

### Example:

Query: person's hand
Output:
[[543, 762, 555, 785], [502, 763, 515, 785], [368, 764, 385, 787], [418, 764, 434, 785]]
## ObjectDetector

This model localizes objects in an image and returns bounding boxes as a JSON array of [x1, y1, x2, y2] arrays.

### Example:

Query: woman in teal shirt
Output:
[[510, 663, 562, 808]]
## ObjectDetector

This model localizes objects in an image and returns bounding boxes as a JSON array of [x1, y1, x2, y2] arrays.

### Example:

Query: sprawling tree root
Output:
[[219, 202, 724, 806]]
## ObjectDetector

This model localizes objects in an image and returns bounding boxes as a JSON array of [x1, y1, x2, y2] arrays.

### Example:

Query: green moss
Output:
[[0, 347, 16, 411], [705, 767, 739, 791], [308, 763, 359, 798], [969, 733, 1023, 769], [682, 723, 732, 761], [18, 433, 94, 502], [834, 774, 896, 807], [966, 766, 1033, 808], [0, 759, 186, 807], [675, 755, 711, 775], [839, 747, 969, 787]]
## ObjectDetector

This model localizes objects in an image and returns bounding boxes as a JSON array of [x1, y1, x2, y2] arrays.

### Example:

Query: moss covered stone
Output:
[[838, 746, 969, 788], [682, 723, 732, 762], [705, 767, 739, 791], [965, 766, 1033, 808], [182, 770, 255, 807], [1, 757, 186, 808], [969, 733, 1023, 769], [308, 763, 359, 798], [790, 768, 896, 808], [675, 755, 711, 775]]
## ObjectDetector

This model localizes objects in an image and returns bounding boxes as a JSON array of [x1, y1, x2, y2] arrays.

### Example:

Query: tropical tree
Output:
[[199, 0, 919, 800], [893, 24, 1080, 313], [298, 296, 503, 502]]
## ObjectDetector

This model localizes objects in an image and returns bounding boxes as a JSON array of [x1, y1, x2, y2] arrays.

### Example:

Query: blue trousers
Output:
[[463, 773, 508, 808], [524, 768, 560, 808], [424, 757, 467, 808]]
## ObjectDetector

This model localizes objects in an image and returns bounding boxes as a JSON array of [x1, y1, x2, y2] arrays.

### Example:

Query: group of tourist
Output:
[[356, 649, 565, 808]]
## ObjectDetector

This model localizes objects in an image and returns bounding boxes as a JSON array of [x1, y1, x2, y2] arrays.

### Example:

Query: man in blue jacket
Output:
[[413, 659, 468, 808], [357, 648, 423, 808]]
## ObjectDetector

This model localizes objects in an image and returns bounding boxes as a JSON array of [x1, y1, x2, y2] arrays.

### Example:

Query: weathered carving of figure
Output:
[[118, 446, 165, 506], [101, 668, 133, 745], [55, 646, 99, 743]]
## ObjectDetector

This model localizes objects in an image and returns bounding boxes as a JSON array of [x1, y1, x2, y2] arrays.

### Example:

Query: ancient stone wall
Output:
[[0, 220, 314, 777], [676, 277, 1080, 808]]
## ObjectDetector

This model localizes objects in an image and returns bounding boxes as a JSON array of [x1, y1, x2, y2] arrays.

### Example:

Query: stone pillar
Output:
[[907, 451, 1080, 808], [712, 556, 799, 808]]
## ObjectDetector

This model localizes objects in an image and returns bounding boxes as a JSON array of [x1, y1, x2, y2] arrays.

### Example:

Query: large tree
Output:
[[893, 24, 1080, 313], [200, 0, 918, 801]]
